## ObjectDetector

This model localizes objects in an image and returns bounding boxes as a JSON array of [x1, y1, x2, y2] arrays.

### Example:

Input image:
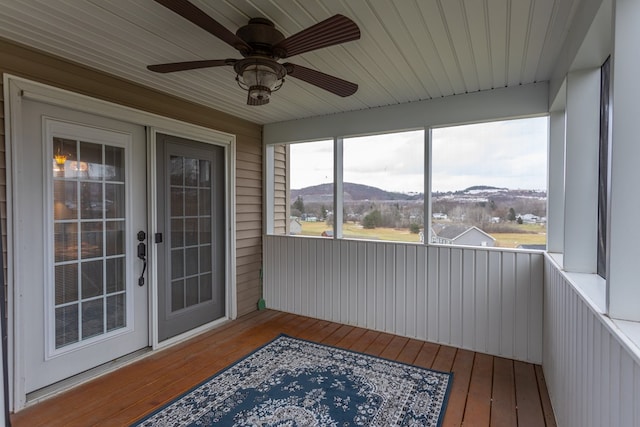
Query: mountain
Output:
[[291, 182, 421, 203]]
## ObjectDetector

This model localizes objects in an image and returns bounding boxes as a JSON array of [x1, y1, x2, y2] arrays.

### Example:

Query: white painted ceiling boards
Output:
[[0, 0, 582, 125]]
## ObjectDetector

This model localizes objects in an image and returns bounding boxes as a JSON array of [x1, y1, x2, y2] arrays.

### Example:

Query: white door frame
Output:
[[4, 75, 237, 411]]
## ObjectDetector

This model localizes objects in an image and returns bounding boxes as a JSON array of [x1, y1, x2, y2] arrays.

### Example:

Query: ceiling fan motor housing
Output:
[[236, 18, 286, 58]]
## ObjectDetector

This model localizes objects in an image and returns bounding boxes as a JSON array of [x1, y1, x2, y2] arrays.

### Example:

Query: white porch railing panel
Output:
[[264, 235, 544, 363], [544, 257, 640, 427]]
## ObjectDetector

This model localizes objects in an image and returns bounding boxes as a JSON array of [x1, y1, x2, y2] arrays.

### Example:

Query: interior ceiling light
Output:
[[147, 0, 360, 106]]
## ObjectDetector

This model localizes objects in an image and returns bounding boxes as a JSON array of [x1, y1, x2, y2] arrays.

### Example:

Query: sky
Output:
[[289, 116, 548, 194]]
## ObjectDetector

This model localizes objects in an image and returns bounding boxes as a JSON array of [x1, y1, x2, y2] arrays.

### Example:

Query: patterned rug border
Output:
[[132, 333, 454, 426]]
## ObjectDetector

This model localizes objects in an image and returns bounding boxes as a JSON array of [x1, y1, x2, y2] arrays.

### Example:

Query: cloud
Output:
[[290, 140, 333, 189], [431, 117, 548, 191], [288, 117, 548, 193]]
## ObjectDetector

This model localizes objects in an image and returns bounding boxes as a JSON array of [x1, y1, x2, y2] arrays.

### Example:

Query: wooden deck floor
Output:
[[12, 310, 557, 426]]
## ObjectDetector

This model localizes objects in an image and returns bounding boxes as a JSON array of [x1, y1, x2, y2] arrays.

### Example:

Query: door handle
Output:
[[137, 231, 147, 286]]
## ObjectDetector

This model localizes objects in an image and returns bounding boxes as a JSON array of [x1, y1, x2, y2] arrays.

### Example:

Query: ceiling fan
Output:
[[147, 0, 360, 106]]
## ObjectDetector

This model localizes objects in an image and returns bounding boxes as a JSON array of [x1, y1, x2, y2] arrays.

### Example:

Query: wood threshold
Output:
[[11, 310, 557, 426]]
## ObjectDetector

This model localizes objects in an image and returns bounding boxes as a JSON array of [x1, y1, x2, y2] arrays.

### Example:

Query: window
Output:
[[272, 131, 424, 242], [268, 117, 548, 249], [288, 140, 333, 237], [342, 131, 424, 242], [431, 117, 548, 249]]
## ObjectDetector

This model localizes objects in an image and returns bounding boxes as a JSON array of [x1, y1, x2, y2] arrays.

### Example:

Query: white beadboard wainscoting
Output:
[[263, 235, 544, 364], [544, 256, 640, 427]]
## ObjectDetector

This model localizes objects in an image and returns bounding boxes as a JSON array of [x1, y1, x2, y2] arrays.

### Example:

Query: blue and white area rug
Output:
[[133, 334, 453, 426]]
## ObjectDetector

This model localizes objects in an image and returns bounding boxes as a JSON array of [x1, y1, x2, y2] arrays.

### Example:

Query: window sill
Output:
[[546, 252, 640, 365]]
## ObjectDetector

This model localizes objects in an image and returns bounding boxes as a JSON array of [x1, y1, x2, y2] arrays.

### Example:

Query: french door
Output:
[[18, 99, 149, 394], [156, 133, 226, 342]]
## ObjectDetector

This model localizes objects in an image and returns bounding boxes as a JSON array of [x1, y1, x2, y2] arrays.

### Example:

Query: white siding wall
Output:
[[544, 256, 640, 427], [263, 235, 544, 364]]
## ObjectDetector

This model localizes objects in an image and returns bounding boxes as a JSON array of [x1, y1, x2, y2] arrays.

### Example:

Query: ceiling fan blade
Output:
[[275, 15, 360, 58], [284, 63, 358, 97], [147, 59, 234, 73], [153, 0, 251, 53], [247, 93, 270, 106]]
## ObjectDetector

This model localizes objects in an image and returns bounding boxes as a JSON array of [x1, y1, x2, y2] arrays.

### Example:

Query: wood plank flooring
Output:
[[11, 310, 557, 426]]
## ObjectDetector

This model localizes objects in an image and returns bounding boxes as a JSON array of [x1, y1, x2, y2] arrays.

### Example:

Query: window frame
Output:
[[266, 115, 549, 250]]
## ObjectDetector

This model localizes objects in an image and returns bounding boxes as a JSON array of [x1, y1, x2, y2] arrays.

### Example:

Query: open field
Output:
[[299, 221, 421, 242], [491, 233, 546, 248], [298, 221, 546, 248]]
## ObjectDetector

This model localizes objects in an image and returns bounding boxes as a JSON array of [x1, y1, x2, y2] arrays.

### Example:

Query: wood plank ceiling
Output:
[[0, 0, 582, 125]]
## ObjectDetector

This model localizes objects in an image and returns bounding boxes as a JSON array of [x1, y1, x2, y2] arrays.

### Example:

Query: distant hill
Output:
[[291, 182, 421, 203], [291, 182, 545, 204], [461, 185, 507, 192]]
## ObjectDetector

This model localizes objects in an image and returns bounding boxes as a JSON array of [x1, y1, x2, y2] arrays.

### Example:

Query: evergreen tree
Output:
[[292, 196, 305, 214], [362, 210, 382, 229]]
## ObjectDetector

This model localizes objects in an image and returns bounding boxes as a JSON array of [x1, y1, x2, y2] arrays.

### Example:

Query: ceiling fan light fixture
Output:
[[235, 58, 286, 105], [247, 85, 272, 101]]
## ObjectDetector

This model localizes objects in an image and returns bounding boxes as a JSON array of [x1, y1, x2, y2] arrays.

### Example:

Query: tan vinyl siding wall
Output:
[[272, 144, 288, 234], [0, 38, 263, 317]]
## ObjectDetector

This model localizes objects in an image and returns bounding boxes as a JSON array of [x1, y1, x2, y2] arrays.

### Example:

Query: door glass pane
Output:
[[199, 189, 210, 216], [55, 264, 78, 305], [168, 154, 215, 313], [171, 280, 185, 312], [200, 245, 211, 273], [80, 182, 103, 219], [106, 257, 125, 293], [81, 222, 103, 259], [170, 188, 184, 217], [53, 181, 77, 220], [105, 184, 125, 218], [55, 305, 79, 348], [55, 223, 78, 262], [52, 138, 78, 179], [82, 299, 104, 339], [199, 218, 211, 243], [52, 138, 128, 350], [171, 249, 184, 279], [200, 273, 212, 302], [106, 221, 125, 256], [184, 158, 198, 187], [184, 189, 198, 216], [81, 260, 103, 299], [185, 277, 199, 307], [171, 218, 184, 248], [185, 247, 198, 276], [185, 218, 198, 246], [170, 156, 183, 186], [199, 160, 210, 187], [79, 142, 103, 180], [105, 146, 124, 182], [106, 294, 126, 332]]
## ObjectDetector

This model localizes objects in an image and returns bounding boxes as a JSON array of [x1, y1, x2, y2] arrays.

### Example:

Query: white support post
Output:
[[563, 69, 600, 273], [334, 137, 343, 238], [264, 145, 275, 235], [547, 111, 566, 254], [607, 0, 640, 321]]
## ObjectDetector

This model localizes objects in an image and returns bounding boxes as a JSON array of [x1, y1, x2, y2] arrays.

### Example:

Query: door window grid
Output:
[[169, 156, 213, 312], [52, 137, 127, 349]]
